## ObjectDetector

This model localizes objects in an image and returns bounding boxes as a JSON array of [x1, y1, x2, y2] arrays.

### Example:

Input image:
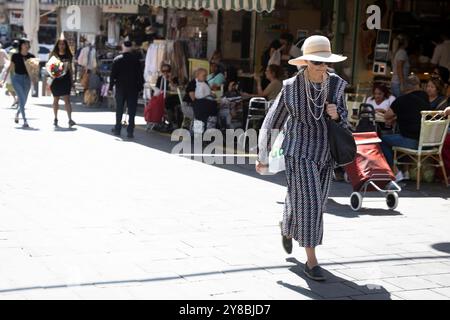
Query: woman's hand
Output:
[[255, 160, 268, 174], [326, 103, 339, 120]]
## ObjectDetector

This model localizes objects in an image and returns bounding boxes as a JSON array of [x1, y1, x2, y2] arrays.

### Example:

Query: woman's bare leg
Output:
[[53, 96, 60, 120], [63, 96, 72, 121], [305, 247, 318, 268]]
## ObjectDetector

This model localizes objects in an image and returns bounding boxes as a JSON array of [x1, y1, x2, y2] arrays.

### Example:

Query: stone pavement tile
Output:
[[329, 254, 409, 269], [323, 247, 375, 259], [71, 285, 136, 300], [421, 274, 450, 287], [398, 252, 450, 264], [335, 266, 396, 281], [21, 288, 82, 300], [383, 276, 441, 290], [0, 293, 28, 300], [431, 287, 450, 298], [301, 282, 363, 299], [350, 293, 401, 300], [393, 289, 447, 300], [343, 279, 404, 294], [375, 263, 450, 278]]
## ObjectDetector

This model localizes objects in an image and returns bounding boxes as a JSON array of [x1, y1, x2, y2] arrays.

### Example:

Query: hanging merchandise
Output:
[[107, 15, 120, 46]]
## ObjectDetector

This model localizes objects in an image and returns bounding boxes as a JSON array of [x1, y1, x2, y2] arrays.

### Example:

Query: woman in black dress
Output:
[[50, 38, 76, 127]]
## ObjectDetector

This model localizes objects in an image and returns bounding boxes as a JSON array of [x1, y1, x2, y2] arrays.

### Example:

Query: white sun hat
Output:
[[289, 35, 347, 65]]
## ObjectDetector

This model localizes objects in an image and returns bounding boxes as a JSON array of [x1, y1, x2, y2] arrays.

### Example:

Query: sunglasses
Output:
[[161, 69, 170, 73], [310, 61, 328, 66]]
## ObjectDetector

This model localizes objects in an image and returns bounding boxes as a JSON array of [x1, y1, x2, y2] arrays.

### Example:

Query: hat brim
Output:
[[289, 52, 347, 65]]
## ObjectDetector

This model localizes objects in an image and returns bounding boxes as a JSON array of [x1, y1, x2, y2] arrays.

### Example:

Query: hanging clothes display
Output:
[[144, 40, 189, 85], [107, 16, 120, 47], [77, 45, 97, 71], [144, 40, 166, 83]]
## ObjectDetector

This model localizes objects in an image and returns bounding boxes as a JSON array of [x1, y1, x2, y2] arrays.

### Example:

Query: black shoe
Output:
[[68, 120, 76, 127], [279, 221, 292, 254], [54, 119, 58, 127], [304, 262, 326, 281], [127, 132, 134, 139], [111, 127, 121, 136]]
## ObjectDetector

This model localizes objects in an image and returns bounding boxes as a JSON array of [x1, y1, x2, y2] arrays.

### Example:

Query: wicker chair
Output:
[[393, 111, 450, 190]]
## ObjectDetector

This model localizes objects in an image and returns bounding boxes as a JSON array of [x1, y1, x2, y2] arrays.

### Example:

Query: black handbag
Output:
[[327, 117, 357, 167], [326, 84, 356, 167]]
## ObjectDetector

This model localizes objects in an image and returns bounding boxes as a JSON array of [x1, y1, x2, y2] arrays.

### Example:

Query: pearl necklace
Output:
[[304, 71, 329, 121]]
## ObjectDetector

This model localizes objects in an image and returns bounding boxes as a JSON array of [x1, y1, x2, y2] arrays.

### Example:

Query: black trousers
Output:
[[115, 90, 138, 134]]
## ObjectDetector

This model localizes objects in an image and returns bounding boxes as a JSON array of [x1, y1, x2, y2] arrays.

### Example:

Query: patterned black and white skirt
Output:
[[281, 156, 334, 248]]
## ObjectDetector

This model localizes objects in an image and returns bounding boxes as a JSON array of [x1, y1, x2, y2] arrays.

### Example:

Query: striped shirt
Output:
[[258, 68, 348, 164]]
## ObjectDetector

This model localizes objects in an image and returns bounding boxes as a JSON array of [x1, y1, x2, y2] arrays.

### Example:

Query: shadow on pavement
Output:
[[326, 199, 402, 218], [431, 242, 450, 254], [281, 257, 392, 300], [1, 254, 449, 297]]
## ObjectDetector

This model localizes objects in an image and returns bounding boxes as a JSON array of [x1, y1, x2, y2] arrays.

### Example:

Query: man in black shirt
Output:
[[381, 75, 430, 179], [109, 41, 144, 138]]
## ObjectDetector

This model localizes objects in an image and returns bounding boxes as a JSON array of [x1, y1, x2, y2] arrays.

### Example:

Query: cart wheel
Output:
[[386, 192, 399, 210], [350, 192, 363, 211], [344, 172, 350, 183]]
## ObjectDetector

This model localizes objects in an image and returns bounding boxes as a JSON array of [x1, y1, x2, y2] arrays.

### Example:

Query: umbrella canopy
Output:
[[23, 0, 40, 57]]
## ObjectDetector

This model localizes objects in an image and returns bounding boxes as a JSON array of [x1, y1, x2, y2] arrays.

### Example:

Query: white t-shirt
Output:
[[431, 40, 450, 72], [365, 95, 396, 111], [391, 49, 410, 84], [195, 80, 212, 100], [0, 49, 8, 67]]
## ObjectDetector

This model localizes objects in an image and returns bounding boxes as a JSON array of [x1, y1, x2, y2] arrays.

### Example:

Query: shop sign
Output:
[[9, 10, 23, 26], [102, 5, 139, 14]]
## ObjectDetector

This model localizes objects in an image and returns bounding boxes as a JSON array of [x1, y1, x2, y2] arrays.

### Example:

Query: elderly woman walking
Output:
[[256, 36, 349, 281]]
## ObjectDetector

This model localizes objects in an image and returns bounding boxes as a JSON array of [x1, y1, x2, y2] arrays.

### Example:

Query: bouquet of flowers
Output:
[[45, 56, 67, 79]]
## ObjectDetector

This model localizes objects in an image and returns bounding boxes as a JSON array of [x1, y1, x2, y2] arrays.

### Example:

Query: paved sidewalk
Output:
[[0, 91, 449, 300]]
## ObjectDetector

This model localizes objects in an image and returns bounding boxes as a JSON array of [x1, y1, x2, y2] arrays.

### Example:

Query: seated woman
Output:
[[155, 64, 181, 128], [365, 83, 396, 113], [426, 76, 448, 110], [184, 68, 218, 128], [218, 66, 242, 129], [207, 61, 226, 91], [242, 64, 283, 101]]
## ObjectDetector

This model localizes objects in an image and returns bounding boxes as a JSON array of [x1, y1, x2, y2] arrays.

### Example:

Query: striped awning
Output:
[[148, 0, 276, 12], [57, 0, 276, 12], [58, 1, 147, 5]]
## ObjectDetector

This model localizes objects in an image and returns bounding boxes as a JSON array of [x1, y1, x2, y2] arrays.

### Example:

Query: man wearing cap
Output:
[[256, 35, 348, 281], [109, 41, 144, 138]]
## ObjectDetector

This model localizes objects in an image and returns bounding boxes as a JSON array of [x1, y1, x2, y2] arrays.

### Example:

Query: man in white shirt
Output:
[[431, 31, 450, 73]]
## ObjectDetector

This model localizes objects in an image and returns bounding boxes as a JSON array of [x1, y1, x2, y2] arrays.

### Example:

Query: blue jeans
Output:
[[11, 74, 31, 122], [381, 134, 419, 166], [391, 82, 401, 98]]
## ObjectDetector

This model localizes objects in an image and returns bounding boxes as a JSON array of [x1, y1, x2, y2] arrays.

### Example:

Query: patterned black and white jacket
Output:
[[258, 67, 349, 165]]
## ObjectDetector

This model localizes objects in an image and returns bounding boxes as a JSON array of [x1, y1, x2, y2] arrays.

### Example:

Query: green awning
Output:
[[58, 0, 276, 12]]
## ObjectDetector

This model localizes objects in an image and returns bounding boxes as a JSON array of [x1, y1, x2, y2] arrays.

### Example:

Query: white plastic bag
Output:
[[268, 131, 286, 174]]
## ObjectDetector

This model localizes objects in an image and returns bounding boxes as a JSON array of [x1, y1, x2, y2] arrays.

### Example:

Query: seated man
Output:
[[381, 75, 431, 181]]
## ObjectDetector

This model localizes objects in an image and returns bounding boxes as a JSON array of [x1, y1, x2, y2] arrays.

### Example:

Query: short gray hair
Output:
[[404, 74, 421, 91]]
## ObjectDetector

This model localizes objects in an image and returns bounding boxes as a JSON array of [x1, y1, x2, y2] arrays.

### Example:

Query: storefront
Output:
[[336, 0, 450, 91]]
